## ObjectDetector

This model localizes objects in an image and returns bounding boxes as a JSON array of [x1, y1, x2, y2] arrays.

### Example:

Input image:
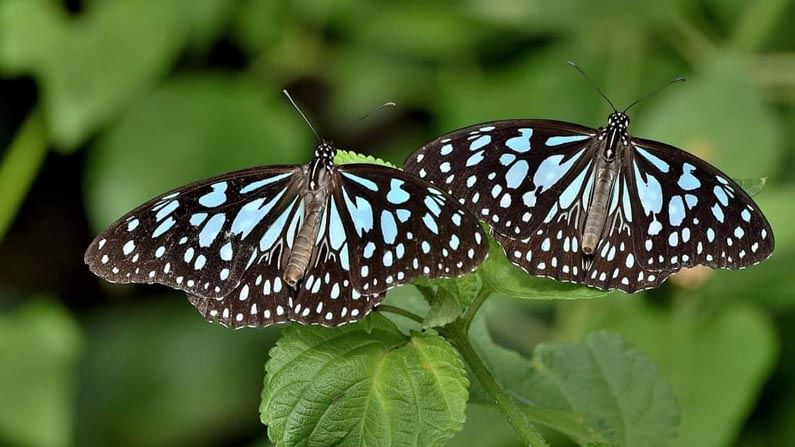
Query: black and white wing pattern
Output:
[[404, 120, 596, 239], [405, 119, 774, 293], [622, 137, 774, 272], [85, 166, 302, 299]]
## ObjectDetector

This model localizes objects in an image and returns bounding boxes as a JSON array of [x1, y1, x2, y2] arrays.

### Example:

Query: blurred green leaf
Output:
[[566, 299, 777, 447], [77, 297, 279, 447], [85, 74, 311, 230], [423, 286, 464, 328], [0, 0, 231, 150], [479, 235, 608, 300], [470, 310, 679, 447], [0, 299, 82, 447], [635, 57, 781, 179], [448, 404, 523, 447], [261, 313, 468, 447]]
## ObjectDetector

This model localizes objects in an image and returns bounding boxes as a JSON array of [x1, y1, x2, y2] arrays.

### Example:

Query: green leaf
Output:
[[635, 57, 781, 179], [0, 299, 82, 447], [0, 0, 231, 150], [334, 149, 397, 168], [423, 286, 464, 329], [261, 313, 469, 447], [479, 235, 608, 300], [470, 309, 679, 447], [85, 74, 311, 230], [567, 300, 777, 447]]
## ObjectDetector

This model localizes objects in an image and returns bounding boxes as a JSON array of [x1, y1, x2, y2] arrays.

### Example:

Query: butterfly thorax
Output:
[[581, 113, 630, 255], [284, 149, 336, 286]]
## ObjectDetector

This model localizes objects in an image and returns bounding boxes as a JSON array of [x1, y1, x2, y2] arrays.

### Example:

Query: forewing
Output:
[[334, 164, 488, 294], [84, 166, 302, 299], [625, 137, 774, 272], [404, 120, 597, 239]]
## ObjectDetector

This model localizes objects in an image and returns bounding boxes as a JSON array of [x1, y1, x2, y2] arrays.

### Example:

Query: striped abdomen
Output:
[[283, 196, 325, 286], [581, 161, 619, 254]]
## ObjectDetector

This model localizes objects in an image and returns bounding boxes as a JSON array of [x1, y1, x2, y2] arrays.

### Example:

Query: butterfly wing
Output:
[[404, 120, 597, 239], [328, 164, 489, 295], [85, 166, 302, 300], [624, 137, 774, 272]]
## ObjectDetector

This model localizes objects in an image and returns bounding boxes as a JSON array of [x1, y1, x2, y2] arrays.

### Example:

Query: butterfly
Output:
[[404, 68, 774, 293], [85, 95, 488, 328]]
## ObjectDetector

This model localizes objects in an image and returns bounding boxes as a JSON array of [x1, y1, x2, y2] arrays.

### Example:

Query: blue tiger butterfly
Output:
[[85, 93, 488, 328], [404, 64, 774, 292]]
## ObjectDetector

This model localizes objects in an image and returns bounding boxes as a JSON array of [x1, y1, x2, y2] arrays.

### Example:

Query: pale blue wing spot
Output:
[[363, 242, 376, 258], [559, 164, 590, 209], [342, 188, 374, 237], [383, 251, 394, 267], [328, 196, 346, 250], [668, 196, 685, 226], [734, 227, 745, 238], [231, 188, 288, 239], [315, 198, 329, 245], [127, 219, 139, 231], [677, 163, 701, 190], [466, 150, 485, 167], [123, 240, 136, 255], [449, 235, 460, 250], [155, 200, 180, 221], [194, 254, 207, 270], [648, 219, 662, 236], [220, 242, 233, 261], [386, 179, 410, 204], [635, 146, 671, 173], [152, 216, 176, 238], [668, 232, 678, 247], [505, 160, 529, 189], [190, 213, 208, 226], [155, 246, 166, 258], [716, 175, 729, 185], [396, 243, 405, 258], [421, 241, 431, 254], [396, 209, 411, 223], [422, 213, 439, 234], [621, 179, 633, 222], [506, 128, 533, 152], [424, 196, 442, 216], [451, 213, 461, 226], [741, 209, 751, 222], [534, 150, 585, 192], [259, 198, 298, 251], [184, 247, 195, 263], [682, 228, 691, 242], [545, 134, 589, 147], [499, 153, 516, 166], [380, 210, 398, 244], [440, 143, 453, 155], [469, 135, 492, 151], [608, 177, 621, 216], [240, 172, 292, 194], [199, 183, 228, 207], [713, 186, 729, 206], [711, 204, 725, 223], [633, 161, 663, 216], [285, 200, 304, 249], [342, 172, 379, 192], [338, 242, 350, 270], [685, 194, 698, 208], [199, 213, 226, 247]]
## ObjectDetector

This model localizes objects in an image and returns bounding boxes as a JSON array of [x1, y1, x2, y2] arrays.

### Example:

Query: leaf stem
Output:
[[376, 304, 424, 325], [445, 322, 549, 447], [0, 109, 47, 242]]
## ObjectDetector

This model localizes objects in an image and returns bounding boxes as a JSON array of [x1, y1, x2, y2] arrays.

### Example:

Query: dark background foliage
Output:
[[0, 0, 793, 446]]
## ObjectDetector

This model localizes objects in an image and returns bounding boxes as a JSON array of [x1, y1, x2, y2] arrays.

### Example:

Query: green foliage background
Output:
[[0, 0, 794, 446]]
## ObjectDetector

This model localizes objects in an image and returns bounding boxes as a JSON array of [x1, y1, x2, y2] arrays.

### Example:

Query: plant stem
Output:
[[445, 322, 548, 447], [0, 109, 47, 242], [376, 304, 424, 324]]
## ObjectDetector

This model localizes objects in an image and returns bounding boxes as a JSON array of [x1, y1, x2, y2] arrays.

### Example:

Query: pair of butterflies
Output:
[[86, 87, 774, 329]]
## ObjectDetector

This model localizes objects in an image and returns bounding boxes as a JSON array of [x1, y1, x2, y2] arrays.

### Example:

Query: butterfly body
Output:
[[405, 112, 774, 293], [86, 141, 488, 328]]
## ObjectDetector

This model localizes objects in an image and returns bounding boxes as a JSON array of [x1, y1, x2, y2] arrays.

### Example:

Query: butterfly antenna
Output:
[[567, 61, 618, 113], [340, 101, 397, 137], [283, 89, 322, 142], [623, 76, 685, 113]]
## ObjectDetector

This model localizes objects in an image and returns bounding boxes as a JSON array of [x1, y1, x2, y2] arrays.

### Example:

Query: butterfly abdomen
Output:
[[284, 189, 327, 287], [582, 158, 619, 254]]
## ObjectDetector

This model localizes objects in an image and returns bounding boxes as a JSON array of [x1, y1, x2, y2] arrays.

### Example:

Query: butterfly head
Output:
[[607, 112, 630, 132], [314, 141, 337, 170]]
